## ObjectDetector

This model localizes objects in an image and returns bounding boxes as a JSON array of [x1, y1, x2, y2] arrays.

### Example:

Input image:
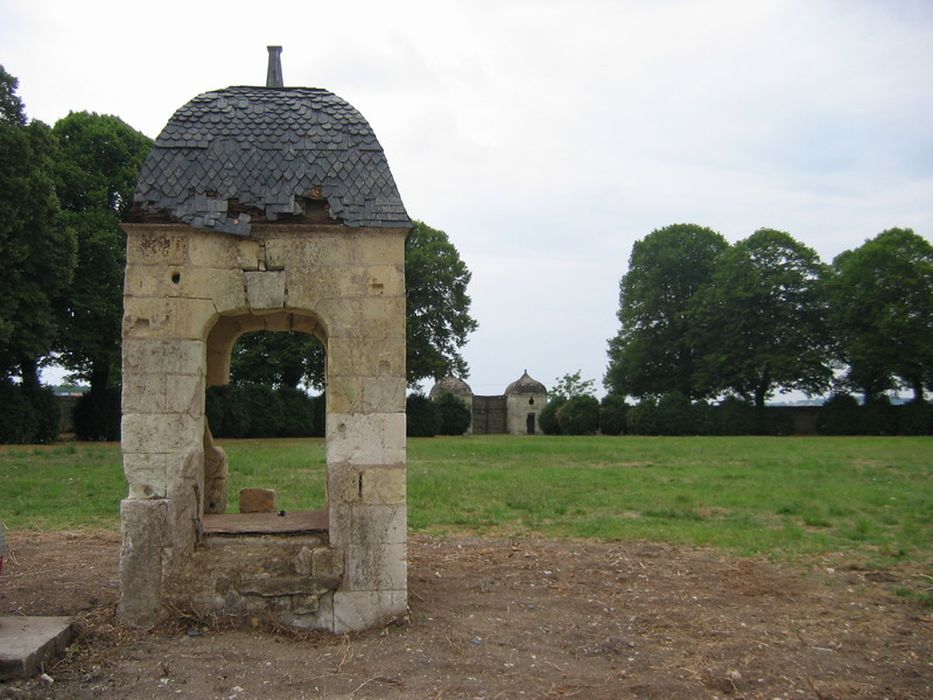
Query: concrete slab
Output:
[[0, 616, 75, 680]]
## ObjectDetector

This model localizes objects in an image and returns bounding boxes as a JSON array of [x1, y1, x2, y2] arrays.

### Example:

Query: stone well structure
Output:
[[118, 49, 410, 632]]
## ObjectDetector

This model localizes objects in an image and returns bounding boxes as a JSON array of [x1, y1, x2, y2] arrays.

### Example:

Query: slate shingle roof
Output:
[[129, 86, 411, 235]]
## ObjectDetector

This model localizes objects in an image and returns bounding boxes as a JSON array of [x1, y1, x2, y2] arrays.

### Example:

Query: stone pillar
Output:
[[119, 338, 207, 625], [323, 236, 408, 633], [203, 424, 228, 514], [118, 227, 214, 627]]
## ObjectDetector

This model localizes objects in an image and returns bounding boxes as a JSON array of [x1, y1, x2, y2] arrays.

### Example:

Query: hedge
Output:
[[539, 397, 565, 435], [435, 392, 472, 435], [0, 382, 60, 444], [72, 388, 121, 441], [556, 395, 600, 435], [205, 384, 322, 438], [407, 393, 440, 437]]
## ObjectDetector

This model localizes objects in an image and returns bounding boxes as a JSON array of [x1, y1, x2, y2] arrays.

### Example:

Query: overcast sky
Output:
[[3, 0, 931, 397]]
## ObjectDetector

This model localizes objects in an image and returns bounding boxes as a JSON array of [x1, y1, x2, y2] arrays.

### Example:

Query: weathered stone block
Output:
[[0, 616, 76, 681], [166, 470, 201, 555], [332, 590, 407, 634], [118, 498, 168, 628], [123, 453, 168, 499], [327, 337, 405, 378], [351, 504, 406, 545], [263, 231, 353, 270], [122, 297, 216, 340], [345, 542, 407, 591], [290, 595, 320, 615], [351, 230, 406, 266], [245, 270, 286, 309], [283, 591, 334, 630], [361, 467, 406, 505], [203, 446, 228, 514], [238, 575, 321, 597], [124, 265, 246, 311], [239, 488, 276, 513], [122, 413, 203, 454], [326, 413, 406, 466], [327, 503, 353, 548], [124, 228, 188, 265], [361, 376, 406, 413], [294, 546, 315, 576], [185, 267, 247, 312], [327, 465, 362, 505], [361, 296, 406, 328], [317, 298, 362, 340], [311, 547, 345, 589], [123, 339, 204, 376], [187, 231, 261, 270], [122, 373, 204, 416], [123, 263, 164, 297], [326, 375, 363, 414], [309, 266, 369, 299], [364, 264, 405, 297]]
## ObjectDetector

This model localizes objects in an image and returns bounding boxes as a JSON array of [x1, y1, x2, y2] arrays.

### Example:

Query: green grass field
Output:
[[2, 436, 931, 569]]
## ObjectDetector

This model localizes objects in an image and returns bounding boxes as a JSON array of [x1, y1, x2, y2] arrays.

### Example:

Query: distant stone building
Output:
[[504, 371, 548, 435], [428, 376, 474, 434], [430, 370, 547, 435]]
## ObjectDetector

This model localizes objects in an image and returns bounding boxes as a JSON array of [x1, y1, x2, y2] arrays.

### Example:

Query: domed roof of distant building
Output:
[[429, 376, 474, 399], [129, 85, 410, 236], [504, 370, 547, 396]]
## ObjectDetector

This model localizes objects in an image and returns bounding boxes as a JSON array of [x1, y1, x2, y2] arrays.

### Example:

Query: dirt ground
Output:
[[0, 531, 930, 699]]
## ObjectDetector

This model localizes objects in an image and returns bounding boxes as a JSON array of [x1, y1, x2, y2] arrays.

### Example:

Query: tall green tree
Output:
[[690, 228, 833, 413], [231, 219, 477, 387], [550, 370, 595, 400], [405, 220, 477, 383], [52, 111, 152, 392], [230, 331, 325, 390], [0, 66, 76, 385], [829, 228, 933, 403], [605, 223, 729, 399]]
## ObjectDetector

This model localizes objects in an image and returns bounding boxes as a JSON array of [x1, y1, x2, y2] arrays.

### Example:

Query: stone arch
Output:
[[205, 309, 328, 390], [118, 225, 408, 632]]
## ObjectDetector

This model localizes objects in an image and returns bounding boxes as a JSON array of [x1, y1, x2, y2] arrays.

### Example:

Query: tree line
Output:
[[0, 67, 478, 442], [4, 61, 928, 441], [604, 223, 932, 421]]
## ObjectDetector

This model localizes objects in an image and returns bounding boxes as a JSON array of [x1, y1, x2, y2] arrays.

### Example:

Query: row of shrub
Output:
[[0, 381, 61, 443], [33, 386, 467, 442], [816, 394, 933, 435], [73, 388, 122, 441], [10, 383, 929, 443], [69, 388, 468, 441], [58, 384, 327, 441], [406, 393, 472, 437], [540, 392, 933, 436], [205, 385, 325, 438]]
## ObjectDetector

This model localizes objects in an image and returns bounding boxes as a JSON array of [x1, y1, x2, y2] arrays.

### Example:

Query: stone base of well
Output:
[[165, 529, 342, 630]]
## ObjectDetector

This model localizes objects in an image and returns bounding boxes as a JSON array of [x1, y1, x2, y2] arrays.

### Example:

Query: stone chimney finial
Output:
[[266, 46, 284, 88]]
